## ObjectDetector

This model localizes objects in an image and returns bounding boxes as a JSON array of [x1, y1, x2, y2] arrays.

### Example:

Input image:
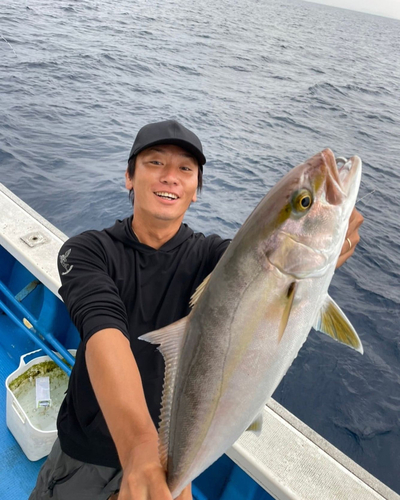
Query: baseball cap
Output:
[[128, 120, 206, 168]]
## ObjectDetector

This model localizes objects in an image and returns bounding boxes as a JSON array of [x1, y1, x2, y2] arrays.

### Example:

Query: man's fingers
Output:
[[346, 208, 364, 235], [336, 242, 355, 268], [343, 232, 360, 255], [336, 208, 363, 268], [118, 468, 174, 500], [341, 208, 363, 256], [175, 483, 192, 500]]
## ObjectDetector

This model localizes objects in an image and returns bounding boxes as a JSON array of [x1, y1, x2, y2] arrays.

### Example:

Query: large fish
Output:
[[140, 149, 363, 498]]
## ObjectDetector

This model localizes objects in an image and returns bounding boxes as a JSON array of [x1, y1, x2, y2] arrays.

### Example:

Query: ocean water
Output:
[[1, 0, 399, 493]]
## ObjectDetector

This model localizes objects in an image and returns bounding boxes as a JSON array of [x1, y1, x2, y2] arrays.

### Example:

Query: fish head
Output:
[[259, 148, 362, 278]]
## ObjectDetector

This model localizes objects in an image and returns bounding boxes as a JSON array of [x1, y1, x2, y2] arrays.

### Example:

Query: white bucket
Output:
[[5, 349, 75, 461]]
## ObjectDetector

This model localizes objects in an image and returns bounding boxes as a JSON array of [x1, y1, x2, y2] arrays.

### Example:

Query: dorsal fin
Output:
[[139, 316, 189, 469], [189, 273, 212, 309], [313, 295, 363, 353]]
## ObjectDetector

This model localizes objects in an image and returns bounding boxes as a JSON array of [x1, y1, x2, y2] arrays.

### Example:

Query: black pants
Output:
[[28, 439, 122, 500]]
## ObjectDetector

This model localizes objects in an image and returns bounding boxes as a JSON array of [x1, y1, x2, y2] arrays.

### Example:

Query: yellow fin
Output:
[[189, 273, 212, 308], [246, 413, 263, 436], [313, 295, 363, 354], [278, 282, 296, 342]]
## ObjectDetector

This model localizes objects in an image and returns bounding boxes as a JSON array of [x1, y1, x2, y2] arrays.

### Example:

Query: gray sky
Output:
[[305, 0, 400, 20]]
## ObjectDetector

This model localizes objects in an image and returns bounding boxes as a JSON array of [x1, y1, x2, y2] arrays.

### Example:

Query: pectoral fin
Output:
[[139, 316, 189, 469], [246, 413, 263, 436], [278, 281, 297, 342], [313, 295, 363, 354]]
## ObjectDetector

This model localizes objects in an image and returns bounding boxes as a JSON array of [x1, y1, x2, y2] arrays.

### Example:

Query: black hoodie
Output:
[[56, 216, 230, 468]]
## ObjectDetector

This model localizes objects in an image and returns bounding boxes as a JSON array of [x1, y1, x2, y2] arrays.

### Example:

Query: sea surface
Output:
[[1, 0, 399, 494]]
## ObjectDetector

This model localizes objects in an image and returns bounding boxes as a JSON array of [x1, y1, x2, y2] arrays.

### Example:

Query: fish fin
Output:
[[246, 413, 263, 436], [313, 295, 363, 354], [189, 273, 212, 308], [139, 316, 189, 469], [278, 281, 296, 342]]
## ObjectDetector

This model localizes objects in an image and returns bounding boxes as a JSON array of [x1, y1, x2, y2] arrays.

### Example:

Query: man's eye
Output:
[[150, 160, 162, 165], [181, 166, 192, 171]]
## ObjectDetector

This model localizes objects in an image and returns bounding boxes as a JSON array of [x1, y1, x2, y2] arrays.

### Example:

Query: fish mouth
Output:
[[336, 155, 362, 196], [320, 149, 362, 204]]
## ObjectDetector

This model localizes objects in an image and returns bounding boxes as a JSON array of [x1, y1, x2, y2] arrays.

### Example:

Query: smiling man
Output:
[[29, 120, 230, 500], [125, 141, 200, 248], [29, 120, 363, 500]]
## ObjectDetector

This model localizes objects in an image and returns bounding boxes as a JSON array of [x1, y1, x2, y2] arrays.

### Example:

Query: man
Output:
[[29, 120, 363, 500]]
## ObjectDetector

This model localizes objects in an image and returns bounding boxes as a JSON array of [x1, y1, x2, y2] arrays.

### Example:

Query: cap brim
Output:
[[130, 138, 206, 167]]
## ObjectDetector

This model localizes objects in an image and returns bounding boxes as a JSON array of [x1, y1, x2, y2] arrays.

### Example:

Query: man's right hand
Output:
[[118, 438, 172, 500], [117, 438, 192, 500]]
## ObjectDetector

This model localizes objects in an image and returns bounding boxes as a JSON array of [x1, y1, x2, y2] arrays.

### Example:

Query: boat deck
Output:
[[0, 315, 46, 499]]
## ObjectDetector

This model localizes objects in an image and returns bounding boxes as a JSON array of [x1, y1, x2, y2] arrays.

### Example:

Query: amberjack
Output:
[[140, 149, 363, 497]]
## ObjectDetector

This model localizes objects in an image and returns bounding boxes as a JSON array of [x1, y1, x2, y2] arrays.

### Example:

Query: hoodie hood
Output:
[[104, 216, 194, 253]]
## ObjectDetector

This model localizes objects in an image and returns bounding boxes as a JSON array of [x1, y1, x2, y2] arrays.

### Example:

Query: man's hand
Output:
[[336, 208, 364, 268], [111, 482, 191, 500], [176, 484, 192, 500], [117, 438, 192, 500], [118, 438, 170, 500]]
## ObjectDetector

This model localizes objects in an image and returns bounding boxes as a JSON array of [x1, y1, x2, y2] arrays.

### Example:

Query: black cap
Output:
[[128, 120, 206, 168]]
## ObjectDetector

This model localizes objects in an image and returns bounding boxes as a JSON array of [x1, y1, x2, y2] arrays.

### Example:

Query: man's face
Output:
[[125, 144, 199, 225]]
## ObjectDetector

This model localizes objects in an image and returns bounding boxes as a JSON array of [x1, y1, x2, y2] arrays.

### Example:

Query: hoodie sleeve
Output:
[[57, 232, 129, 344]]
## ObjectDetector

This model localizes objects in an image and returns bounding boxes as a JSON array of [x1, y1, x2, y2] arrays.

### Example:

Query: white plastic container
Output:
[[5, 349, 75, 461]]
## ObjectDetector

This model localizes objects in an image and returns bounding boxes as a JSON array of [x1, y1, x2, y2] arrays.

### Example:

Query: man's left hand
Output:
[[336, 208, 364, 268]]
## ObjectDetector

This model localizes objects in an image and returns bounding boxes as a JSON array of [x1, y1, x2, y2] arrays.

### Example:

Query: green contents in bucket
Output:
[[9, 361, 69, 431]]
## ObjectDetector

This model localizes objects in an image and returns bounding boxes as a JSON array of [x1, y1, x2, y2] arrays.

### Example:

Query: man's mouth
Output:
[[154, 191, 179, 200]]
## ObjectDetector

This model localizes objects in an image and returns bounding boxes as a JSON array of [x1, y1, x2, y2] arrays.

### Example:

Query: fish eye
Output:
[[293, 190, 313, 212]]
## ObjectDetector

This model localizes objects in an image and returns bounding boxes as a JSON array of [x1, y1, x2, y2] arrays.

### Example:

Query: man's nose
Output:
[[160, 165, 178, 184]]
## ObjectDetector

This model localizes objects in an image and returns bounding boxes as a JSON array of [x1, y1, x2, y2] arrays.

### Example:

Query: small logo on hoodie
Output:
[[59, 248, 74, 276]]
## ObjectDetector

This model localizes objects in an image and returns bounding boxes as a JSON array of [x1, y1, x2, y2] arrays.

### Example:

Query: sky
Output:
[[304, 0, 400, 20]]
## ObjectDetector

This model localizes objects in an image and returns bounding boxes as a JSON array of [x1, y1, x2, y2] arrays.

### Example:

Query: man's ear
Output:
[[125, 170, 134, 190], [192, 191, 197, 203]]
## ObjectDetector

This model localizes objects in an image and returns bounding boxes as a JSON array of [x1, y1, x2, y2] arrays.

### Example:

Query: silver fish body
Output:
[[140, 149, 363, 498]]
